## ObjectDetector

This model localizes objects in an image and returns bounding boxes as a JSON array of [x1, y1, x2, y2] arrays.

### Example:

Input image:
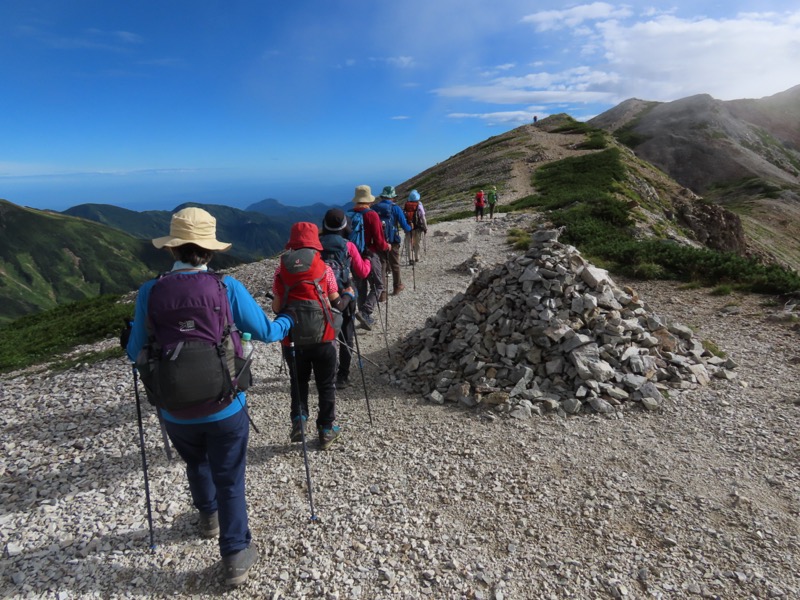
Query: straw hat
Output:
[[152, 207, 231, 251], [352, 185, 375, 204]]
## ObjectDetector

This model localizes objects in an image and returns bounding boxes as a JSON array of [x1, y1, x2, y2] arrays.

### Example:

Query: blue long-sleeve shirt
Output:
[[127, 262, 292, 424], [374, 199, 411, 244]]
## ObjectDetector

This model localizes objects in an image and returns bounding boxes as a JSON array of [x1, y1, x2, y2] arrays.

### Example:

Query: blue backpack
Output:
[[372, 200, 398, 244], [320, 233, 353, 291], [347, 208, 367, 253]]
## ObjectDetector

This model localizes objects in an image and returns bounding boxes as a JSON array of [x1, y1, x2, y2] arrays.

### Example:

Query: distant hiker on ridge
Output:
[[126, 206, 293, 587], [272, 222, 353, 451], [372, 185, 411, 298], [487, 185, 498, 220], [474, 190, 486, 222], [403, 189, 427, 264], [347, 185, 389, 330]]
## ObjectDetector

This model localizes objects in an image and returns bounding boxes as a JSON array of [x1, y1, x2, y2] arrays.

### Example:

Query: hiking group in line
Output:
[[124, 184, 430, 586]]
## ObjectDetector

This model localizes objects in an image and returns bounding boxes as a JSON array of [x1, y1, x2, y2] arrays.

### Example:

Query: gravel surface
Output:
[[1, 212, 799, 599]]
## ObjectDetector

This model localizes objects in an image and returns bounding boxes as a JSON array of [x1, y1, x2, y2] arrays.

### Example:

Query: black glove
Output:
[[119, 318, 133, 350]]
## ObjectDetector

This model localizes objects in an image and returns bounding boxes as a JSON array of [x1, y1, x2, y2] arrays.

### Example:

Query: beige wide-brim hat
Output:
[[352, 184, 375, 204], [152, 207, 232, 251]]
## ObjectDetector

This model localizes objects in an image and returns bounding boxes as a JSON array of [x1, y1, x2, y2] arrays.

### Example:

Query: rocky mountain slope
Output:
[[2, 213, 798, 598], [588, 85, 800, 271]]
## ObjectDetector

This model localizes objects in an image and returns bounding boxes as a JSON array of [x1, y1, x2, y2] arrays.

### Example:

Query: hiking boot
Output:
[[378, 291, 387, 303], [336, 374, 349, 389], [392, 283, 406, 295], [319, 425, 342, 450], [289, 416, 307, 443], [355, 312, 374, 331], [199, 511, 219, 538], [223, 544, 258, 586]]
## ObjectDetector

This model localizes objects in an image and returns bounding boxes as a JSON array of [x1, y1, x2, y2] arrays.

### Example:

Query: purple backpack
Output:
[[135, 271, 250, 410]]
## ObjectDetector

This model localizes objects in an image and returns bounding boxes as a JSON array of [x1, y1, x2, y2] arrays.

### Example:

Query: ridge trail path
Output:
[[1, 214, 798, 599]]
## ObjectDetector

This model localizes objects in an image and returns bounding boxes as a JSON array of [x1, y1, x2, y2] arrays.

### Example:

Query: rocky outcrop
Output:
[[394, 230, 736, 417]]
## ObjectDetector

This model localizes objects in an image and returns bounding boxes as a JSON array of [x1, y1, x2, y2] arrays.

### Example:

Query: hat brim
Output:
[[152, 235, 232, 252]]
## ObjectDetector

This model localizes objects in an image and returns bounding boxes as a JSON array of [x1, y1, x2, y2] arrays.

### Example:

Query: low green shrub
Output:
[[0, 294, 132, 373]]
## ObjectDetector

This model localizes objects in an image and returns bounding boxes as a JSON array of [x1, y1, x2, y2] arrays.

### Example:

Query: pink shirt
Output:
[[347, 240, 371, 279]]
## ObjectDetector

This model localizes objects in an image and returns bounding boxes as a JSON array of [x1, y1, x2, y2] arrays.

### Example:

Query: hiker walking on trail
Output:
[[403, 189, 427, 264], [487, 186, 498, 220], [474, 190, 486, 221], [320, 208, 371, 389], [373, 185, 411, 297], [272, 222, 353, 452], [347, 185, 390, 331], [126, 207, 293, 587]]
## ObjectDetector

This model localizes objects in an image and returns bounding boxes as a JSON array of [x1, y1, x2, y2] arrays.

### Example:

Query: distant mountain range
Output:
[[63, 198, 333, 262], [0, 198, 334, 324], [2, 84, 798, 324]]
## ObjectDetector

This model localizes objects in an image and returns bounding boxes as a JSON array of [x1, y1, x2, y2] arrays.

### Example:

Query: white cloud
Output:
[[447, 110, 538, 126], [521, 2, 633, 32], [386, 56, 415, 68], [437, 7, 800, 114], [391, 115, 411, 120]]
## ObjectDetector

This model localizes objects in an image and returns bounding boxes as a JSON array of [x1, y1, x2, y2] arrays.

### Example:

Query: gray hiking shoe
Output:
[[319, 425, 342, 451], [199, 511, 219, 538], [355, 312, 374, 331], [289, 416, 307, 443], [223, 544, 258, 586]]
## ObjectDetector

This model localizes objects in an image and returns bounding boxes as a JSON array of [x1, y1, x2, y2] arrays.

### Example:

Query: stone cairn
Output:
[[393, 229, 737, 418]]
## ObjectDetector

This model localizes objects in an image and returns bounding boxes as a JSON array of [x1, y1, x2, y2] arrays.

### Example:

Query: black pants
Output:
[[283, 341, 337, 430]]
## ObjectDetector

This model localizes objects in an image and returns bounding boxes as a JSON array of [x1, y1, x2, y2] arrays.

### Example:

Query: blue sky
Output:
[[2, 1, 799, 211]]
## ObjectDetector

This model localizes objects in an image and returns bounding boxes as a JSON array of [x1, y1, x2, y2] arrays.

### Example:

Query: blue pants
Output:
[[165, 408, 251, 557]]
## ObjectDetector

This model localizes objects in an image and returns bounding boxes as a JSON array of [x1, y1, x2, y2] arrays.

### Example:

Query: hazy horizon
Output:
[[0, 170, 410, 212]]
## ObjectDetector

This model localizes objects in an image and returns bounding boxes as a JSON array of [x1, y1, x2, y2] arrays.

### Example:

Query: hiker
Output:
[[403, 189, 428, 264], [347, 185, 390, 330], [372, 185, 411, 297], [272, 222, 353, 451], [487, 186, 498, 220], [126, 207, 293, 587], [320, 208, 371, 389], [474, 190, 486, 221]]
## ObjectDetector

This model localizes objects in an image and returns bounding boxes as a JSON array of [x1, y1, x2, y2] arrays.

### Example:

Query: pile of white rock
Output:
[[393, 229, 737, 417]]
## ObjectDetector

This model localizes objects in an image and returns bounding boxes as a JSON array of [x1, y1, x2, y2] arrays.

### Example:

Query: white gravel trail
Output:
[[1, 212, 798, 599]]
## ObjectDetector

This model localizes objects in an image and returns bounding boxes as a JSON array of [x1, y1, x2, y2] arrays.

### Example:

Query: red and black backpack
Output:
[[279, 249, 342, 346]]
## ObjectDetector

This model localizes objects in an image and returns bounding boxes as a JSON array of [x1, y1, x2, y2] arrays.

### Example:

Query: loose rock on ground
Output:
[[1, 212, 798, 599]]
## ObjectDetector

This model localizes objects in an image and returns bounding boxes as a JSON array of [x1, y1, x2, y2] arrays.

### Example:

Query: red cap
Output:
[[285, 222, 323, 251]]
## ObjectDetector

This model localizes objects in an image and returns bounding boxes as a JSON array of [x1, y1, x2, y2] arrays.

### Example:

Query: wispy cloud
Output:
[[447, 110, 538, 126], [437, 6, 800, 113], [17, 25, 143, 52], [391, 115, 411, 120], [521, 2, 633, 31], [371, 56, 416, 68]]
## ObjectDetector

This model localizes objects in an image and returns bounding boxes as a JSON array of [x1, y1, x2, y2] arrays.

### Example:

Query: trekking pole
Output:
[[350, 317, 374, 425], [423, 230, 427, 255], [337, 338, 382, 368], [374, 299, 392, 360], [132, 365, 157, 551], [411, 233, 416, 291], [287, 339, 318, 522], [155, 408, 173, 461]]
